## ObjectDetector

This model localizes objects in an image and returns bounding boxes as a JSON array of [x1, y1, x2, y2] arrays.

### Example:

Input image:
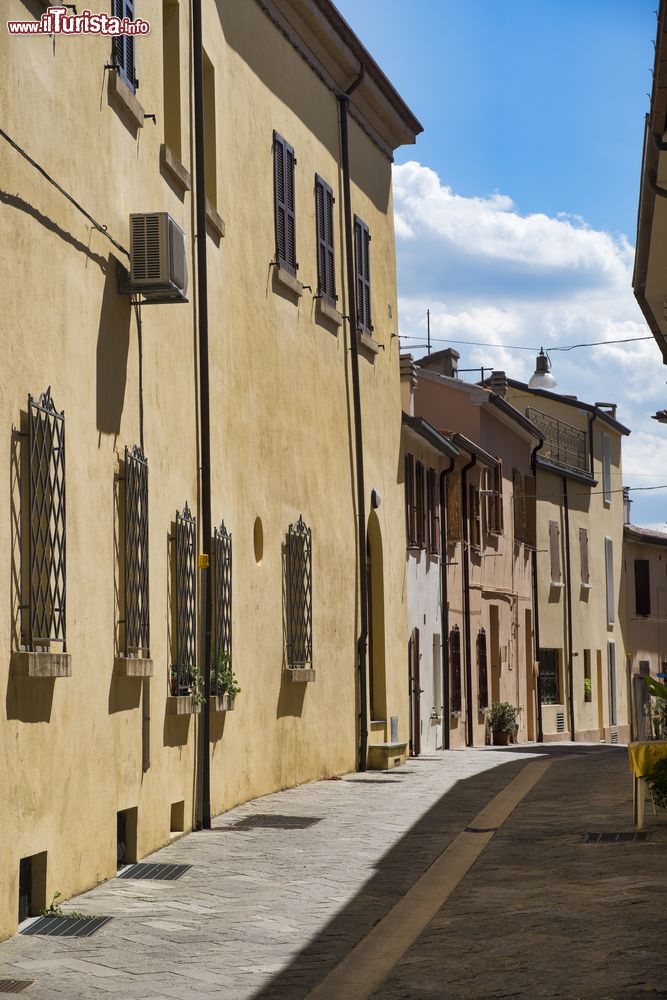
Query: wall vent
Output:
[[582, 832, 649, 844], [610, 729, 619, 745], [556, 712, 565, 733], [21, 916, 111, 938], [118, 863, 190, 881]]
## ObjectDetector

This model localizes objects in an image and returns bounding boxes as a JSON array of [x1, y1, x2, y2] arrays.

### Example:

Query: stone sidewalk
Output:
[[0, 744, 663, 999]]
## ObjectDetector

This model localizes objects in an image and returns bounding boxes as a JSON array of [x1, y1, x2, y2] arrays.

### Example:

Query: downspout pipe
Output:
[[563, 475, 576, 741], [439, 458, 456, 751], [588, 411, 597, 479], [338, 74, 369, 771], [530, 439, 544, 743], [461, 453, 477, 748], [192, 0, 212, 827]]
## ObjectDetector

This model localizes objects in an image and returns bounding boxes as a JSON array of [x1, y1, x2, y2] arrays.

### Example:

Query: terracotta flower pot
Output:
[[492, 729, 510, 746]]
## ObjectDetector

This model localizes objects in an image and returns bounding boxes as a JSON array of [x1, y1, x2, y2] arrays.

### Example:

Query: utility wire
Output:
[[398, 333, 653, 351], [0, 127, 129, 258]]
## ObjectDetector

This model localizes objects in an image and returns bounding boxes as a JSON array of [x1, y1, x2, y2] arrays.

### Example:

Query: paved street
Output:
[[0, 745, 665, 999]]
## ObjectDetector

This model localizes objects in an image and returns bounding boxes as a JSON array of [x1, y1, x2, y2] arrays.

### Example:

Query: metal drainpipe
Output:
[[461, 453, 477, 748], [192, 0, 213, 827], [337, 74, 369, 772], [439, 459, 455, 750], [588, 411, 597, 478], [563, 475, 576, 741], [530, 439, 544, 743]]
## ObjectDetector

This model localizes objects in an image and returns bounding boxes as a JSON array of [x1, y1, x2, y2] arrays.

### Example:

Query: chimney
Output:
[[417, 347, 460, 379], [488, 371, 508, 398], [400, 353, 417, 416]]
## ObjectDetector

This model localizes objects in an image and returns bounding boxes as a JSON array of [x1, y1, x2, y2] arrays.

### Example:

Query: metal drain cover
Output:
[[0, 982, 34, 994], [582, 832, 650, 844], [118, 863, 191, 881], [228, 814, 321, 831], [21, 916, 111, 938]]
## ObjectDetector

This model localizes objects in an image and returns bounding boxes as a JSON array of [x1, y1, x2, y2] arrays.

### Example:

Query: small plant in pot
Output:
[[488, 701, 518, 746], [212, 649, 241, 702]]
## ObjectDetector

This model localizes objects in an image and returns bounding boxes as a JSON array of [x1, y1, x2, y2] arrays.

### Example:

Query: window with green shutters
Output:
[[273, 131, 296, 274], [354, 215, 371, 332], [315, 175, 335, 303], [112, 0, 136, 92]]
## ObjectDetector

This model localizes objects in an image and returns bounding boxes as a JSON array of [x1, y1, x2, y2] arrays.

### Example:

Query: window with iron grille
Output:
[[477, 628, 488, 709], [23, 389, 66, 652], [285, 516, 312, 668], [315, 174, 335, 303], [122, 446, 149, 657], [450, 625, 462, 712], [171, 502, 196, 695], [112, 0, 136, 92], [354, 215, 371, 332], [273, 131, 296, 274], [213, 520, 232, 691], [539, 648, 561, 704]]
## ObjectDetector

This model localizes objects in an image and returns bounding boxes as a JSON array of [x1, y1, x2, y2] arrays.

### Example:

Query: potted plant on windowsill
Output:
[[488, 701, 518, 746], [211, 649, 241, 712]]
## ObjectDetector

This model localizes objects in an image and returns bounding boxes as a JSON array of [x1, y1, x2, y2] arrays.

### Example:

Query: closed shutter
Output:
[[605, 537, 615, 624], [427, 468, 439, 555], [634, 558, 651, 616], [470, 485, 481, 550], [608, 641, 617, 726], [354, 216, 371, 331], [446, 472, 461, 542], [113, 0, 135, 92], [525, 473, 537, 548], [489, 462, 503, 533], [274, 132, 296, 274], [405, 454, 416, 546], [549, 520, 561, 583], [579, 527, 589, 585], [513, 469, 525, 543], [315, 175, 335, 303], [415, 462, 425, 548]]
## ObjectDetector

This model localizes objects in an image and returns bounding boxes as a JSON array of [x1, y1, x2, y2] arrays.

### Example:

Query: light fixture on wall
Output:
[[528, 348, 557, 389], [371, 488, 382, 509]]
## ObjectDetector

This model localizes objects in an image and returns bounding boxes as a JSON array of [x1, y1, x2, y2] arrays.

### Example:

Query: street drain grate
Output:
[[0, 982, 35, 994], [228, 814, 321, 831], [582, 832, 650, 844], [21, 916, 111, 938], [118, 863, 191, 881]]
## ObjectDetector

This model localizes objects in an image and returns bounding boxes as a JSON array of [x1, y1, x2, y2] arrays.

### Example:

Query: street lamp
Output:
[[528, 348, 557, 389]]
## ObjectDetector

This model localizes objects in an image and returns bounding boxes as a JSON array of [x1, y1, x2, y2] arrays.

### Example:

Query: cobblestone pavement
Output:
[[0, 744, 663, 999]]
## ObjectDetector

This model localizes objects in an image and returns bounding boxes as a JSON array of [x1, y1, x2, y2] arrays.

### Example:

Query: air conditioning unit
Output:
[[129, 212, 187, 302]]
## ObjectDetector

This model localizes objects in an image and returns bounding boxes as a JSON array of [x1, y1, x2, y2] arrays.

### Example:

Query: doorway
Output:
[[524, 609, 535, 741], [490, 605, 501, 703], [409, 627, 421, 756], [596, 649, 604, 739]]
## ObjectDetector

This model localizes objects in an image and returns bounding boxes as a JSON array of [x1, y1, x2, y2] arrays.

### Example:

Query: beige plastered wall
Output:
[[0, 0, 409, 940]]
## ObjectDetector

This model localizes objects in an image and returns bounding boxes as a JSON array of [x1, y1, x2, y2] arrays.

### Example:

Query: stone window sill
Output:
[[166, 695, 201, 715], [550, 581, 565, 589], [286, 666, 316, 683], [273, 265, 303, 298], [114, 655, 153, 678], [12, 650, 71, 678], [108, 71, 144, 130], [581, 583, 592, 590], [358, 329, 380, 361], [160, 143, 191, 191], [316, 296, 342, 329], [206, 200, 225, 239]]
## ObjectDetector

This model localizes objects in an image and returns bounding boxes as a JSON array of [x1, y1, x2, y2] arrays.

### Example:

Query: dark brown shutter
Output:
[[579, 527, 589, 585], [274, 132, 296, 274], [354, 216, 371, 331], [470, 485, 481, 550], [549, 520, 561, 582], [113, 0, 135, 91], [494, 462, 504, 533], [525, 473, 536, 547], [315, 175, 335, 302], [432, 471, 440, 555], [447, 472, 461, 542], [405, 454, 415, 546], [513, 468, 525, 543], [635, 559, 651, 616], [416, 462, 425, 548]]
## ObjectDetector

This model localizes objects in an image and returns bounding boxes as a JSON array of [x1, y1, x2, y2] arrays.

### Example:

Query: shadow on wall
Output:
[[6, 677, 55, 723], [97, 259, 131, 439]]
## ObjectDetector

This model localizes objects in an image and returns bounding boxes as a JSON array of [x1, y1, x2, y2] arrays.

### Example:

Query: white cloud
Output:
[[393, 160, 667, 526]]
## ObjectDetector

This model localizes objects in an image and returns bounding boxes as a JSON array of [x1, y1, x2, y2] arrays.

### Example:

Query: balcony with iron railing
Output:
[[526, 407, 588, 473]]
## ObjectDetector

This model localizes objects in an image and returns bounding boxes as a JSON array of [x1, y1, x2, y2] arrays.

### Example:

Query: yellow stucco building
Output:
[[0, 0, 421, 939]]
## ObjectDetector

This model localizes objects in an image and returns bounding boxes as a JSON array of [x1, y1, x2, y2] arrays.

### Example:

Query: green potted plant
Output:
[[488, 701, 518, 746], [211, 649, 240, 711]]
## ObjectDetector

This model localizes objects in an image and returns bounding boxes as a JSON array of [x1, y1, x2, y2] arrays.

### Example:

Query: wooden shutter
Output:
[[524, 473, 537, 548], [415, 462, 425, 548], [274, 132, 296, 274], [602, 433, 611, 505], [405, 454, 416, 546], [634, 558, 651, 616], [470, 485, 481, 550], [605, 536, 615, 624], [549, 520, 561, 582], [446, 472, 461, 543], [432, 471, 440, 555], [354, 216, 371, 331], [513, 469, 525, 544], [315, 175, 335, 303], [494, 462, 504, 533], [579, 528, 589, 585], [113, 0, 135, 91]]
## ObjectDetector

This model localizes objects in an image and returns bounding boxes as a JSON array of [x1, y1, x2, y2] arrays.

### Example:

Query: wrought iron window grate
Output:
[[172, 502, 196, 696], [285, 516, 312, 668], [213, 520, 232, 689], [450, 626, 462, 712], [123, 446, 149, 657], [26, 388, 66, 651], [477, 628, 488, 710], [540, 649, 561, 705]]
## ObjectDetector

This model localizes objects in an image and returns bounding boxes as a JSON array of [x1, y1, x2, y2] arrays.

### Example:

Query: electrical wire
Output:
[[398, 333, 653, 351], [0, 126, 129, 258]]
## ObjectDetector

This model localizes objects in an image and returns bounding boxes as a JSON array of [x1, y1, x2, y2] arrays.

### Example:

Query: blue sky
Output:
[[336, 0, 667, 527]]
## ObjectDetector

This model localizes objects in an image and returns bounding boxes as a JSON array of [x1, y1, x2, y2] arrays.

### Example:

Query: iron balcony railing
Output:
[[123, 445, 149, 657], [26, 388, 66, 651], [213, 520, 232, 692], [285, 515, 312, 668], [526, 407, 588, 473], [172, 502, 196, 696]]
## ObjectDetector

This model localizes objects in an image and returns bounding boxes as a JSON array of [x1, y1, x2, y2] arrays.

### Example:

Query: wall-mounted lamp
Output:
[[371, 488, 382, 509]]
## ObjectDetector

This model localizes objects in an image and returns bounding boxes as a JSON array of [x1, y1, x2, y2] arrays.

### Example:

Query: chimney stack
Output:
[[417, 347, 460, 379], [488, 371, 508, 397], [400, 353, 417, 415]]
